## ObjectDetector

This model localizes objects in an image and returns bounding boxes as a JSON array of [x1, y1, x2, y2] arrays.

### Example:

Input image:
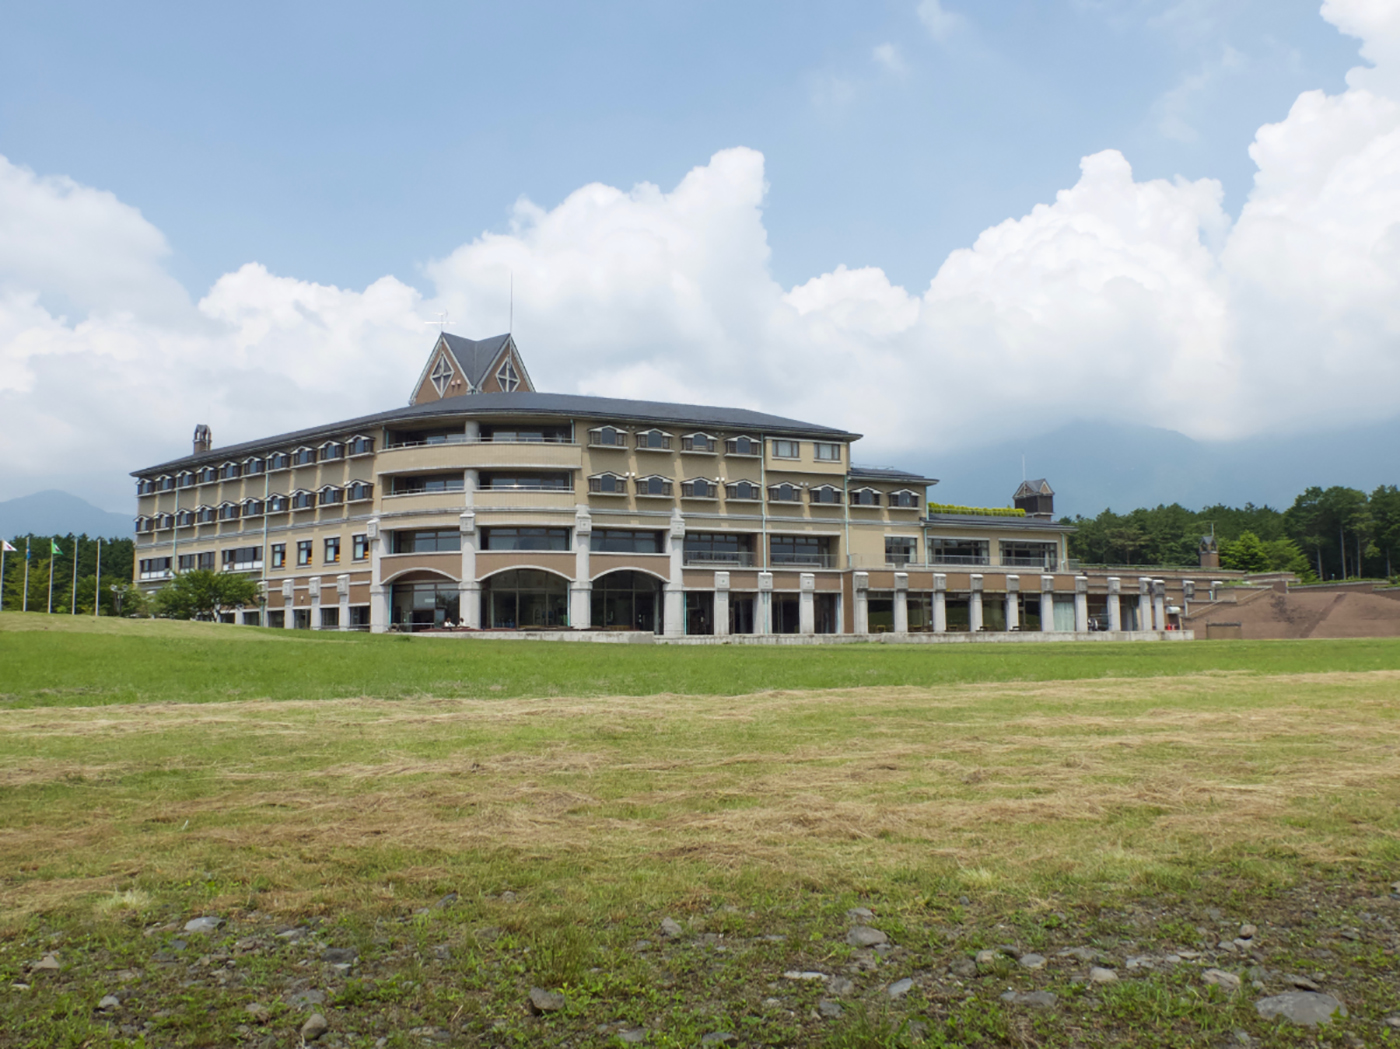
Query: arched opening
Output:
[[591, 570, 663, 633], [389, 571, 460, 631], [482, 569, 569, 629]]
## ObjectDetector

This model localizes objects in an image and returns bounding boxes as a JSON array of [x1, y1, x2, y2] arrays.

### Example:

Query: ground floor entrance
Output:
[[591, 571, 662, 633]]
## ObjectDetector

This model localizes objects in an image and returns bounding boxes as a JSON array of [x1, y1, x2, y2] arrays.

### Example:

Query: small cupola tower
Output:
[[193, 424, 212, 454], [1014, 479, 1054, 519]]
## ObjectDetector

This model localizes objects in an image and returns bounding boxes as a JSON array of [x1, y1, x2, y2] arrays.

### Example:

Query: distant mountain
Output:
[[914, 415, 1400, 519], [0, 490, 132, 540]]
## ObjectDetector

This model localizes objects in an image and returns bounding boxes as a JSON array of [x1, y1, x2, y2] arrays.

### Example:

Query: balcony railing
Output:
[[999, 556, 1057, 568], [683, 551, 756, 567], [386, 435, 576, 449], [929, 554, 990, 566], [770, 552, 839, 568]]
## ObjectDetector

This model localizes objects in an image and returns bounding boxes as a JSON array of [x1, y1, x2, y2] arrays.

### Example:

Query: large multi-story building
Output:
[[130, 333, 1202, 638]]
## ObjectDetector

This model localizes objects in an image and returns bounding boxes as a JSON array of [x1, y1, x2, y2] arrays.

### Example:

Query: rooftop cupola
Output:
[[193, 424, 212, 454]]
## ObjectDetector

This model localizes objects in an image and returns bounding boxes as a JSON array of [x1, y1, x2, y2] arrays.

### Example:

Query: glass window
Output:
[[771, 440, 800, 459], [683, 533, 753, 566], [885, 537, 917, 565], [138, 557, 172, 579], [770, 535, 832, 566], [636, 430, 671, 450], [496, 357, 521, 392], [999, 541, 1059, 568], [245, 458, 266, 475], [197, 466, 217, 483], [392, 529, 461, 553], [352, 534, 369, 561], [269, 452, 290, 470], [349, 436, 375, 455], [479, 472, 571, 490], [590, 426, 624, 446], [325, 537, 341, 563], [391, 473, 464, 494], [481, 527, 570, 551], [271, 544, 286, 568], [318, 487, 343, 506], [725, 480, 761, 500], [589, 474, 626, 494], [726, 436, 759, 456], [293, 448, 316, 466], [222, 547, 262, 571], [321, 442, 344, 460], [267, 495, 289, 513], [929, 537, 989, 565], [681, 478, 716, 498], [889, 490, 920, 508], [218, 503, 240, 520], [810, 486, 841, 504], [291, 491, 314, 510], [242, 499, 265, 516], [347, 482, 374, 501], [589, 571, 660, 632], [482, 569, 569, 629], [814, 442, 841, 461], [481, 424, 570, 443], [635, 475, 672, 496], [682, 434, 715, 452], [768, 483, 800, 502], [849, 488, 881, 506], [219, 462, 241, 480], [297, 540, 313, 566], [590, 530, 662, 553]]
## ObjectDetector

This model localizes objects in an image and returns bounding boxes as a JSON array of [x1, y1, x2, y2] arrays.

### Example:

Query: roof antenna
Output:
[[422, 311, 449, 333], [1021, 454, 1026, 482], [509, 270, 513, 334]]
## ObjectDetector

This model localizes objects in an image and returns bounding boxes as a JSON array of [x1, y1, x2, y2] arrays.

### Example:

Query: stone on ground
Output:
[[300, 1013, 328, 1041], [660, 918, 684, 938], [1089, 967, 1118, 984], [846, 926, 888, 948], [1000, 990, 1057, 1009], [1254, 991, 1347, 1026], [887, 978, 913, 999], [1018, 953, 1046, 970], [528, 987, 567, 1014], [818, 998, 843, 1019], [1203, 969, 1242, 992], [183, 917, 221, 934]]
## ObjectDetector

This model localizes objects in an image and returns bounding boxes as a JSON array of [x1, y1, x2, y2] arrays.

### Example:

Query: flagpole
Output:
[[0, 540, 6, 611], [71, 536, 79, 615], [47, 545, 55, 614], [23, 538, 30, 613], [94, 539, 102, 618]]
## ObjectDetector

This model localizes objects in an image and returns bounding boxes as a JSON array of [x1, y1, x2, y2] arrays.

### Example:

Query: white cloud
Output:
[[872, 43, 906, 75], [1151, 45, 1247, 143], [4, 0, 1400, 510], [917, 0, 965, 42]]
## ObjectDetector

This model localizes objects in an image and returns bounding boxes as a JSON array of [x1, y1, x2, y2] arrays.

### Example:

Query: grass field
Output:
[[2, 613, 1399, 1048]]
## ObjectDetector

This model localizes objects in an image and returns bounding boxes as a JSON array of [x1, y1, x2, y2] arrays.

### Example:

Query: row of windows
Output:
[[587, 429, 841, 461], [140, 535, 374, 577], [136, 437, 376, 494], [586, 473, 918, 506], [134, 484, 374, 530], [387, 527, 843, 562]]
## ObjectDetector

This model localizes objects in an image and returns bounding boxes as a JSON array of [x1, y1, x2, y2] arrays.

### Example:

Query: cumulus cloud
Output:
[[917, 0, 965, 42], [872, 43, 906, 75], [3, 0, 1400, 511]]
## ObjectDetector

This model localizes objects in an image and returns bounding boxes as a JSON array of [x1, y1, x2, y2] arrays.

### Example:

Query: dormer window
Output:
[[681, 433, 716, 453], [318, 486, 344, 506], [134, 516, 150, 533], [244, 457, 265, 476], [292, 447, 316, 467], [218, 462, 241, 480], [269, 452, 290, 471], [176, 472, 195, 489], [430, 354, 455, 396], [347, 481, 374, 502], [726, 436, 760, 456], [850, 488, 881, 506], [681, 478, 718, 499], [768, 483, 801, 503], [348, 436, 375, 456], [889, 489, 920, 508], [635, 429, 672, 451], [197, 466, 218, 484], [589, 426, 626, 447], [810, 485, 842, 505], [588, 472, 628, 495], [175, 509, 195, 527], [156, 475, 175, 492], [496, 357, 520, 392], [635, 475, 673, 497], [218, 502, 240, 521], [241, 499, 265, 517], [320, 442, 344, 461], [267, 494, 290, 513], [156, 513, 174, 530], [290, 490, 315, 510], [725, 480, 761, 500], [195, 505, 218, 524]]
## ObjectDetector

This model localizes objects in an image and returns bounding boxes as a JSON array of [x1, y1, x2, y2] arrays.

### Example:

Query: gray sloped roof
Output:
[[440, 333, 515, 389], [1015, 478, 1054, 498], [923, 512, 1074, 533], [133, 391, 861, 475], [849, 465, 939, 486]]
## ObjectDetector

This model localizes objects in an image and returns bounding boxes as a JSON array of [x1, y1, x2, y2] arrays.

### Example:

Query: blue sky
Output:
[[1, 1, 1359, 297]]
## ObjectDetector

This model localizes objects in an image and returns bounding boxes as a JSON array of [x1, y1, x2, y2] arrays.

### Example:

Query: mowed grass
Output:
[[4, 616, 1400, 1046], [7, 611, 1400, 708]]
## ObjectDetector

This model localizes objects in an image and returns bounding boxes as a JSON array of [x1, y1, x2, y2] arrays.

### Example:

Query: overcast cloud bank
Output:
[[2, 1, 1399, 510]]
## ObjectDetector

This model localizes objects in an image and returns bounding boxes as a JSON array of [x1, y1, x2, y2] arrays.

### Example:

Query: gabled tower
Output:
[[1014, 478, 1054, 519], [408, 333, 535, 405]]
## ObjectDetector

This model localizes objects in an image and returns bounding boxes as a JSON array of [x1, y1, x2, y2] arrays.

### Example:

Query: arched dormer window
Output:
[[197, 466, 218, 484], [725, 480, 761, 500], [635, 429, 671, 451], [849, 487, 881, 507], [588, 472, 628, 495], [681, 478, 718, 499], [266, 494, 290, 513], [888, 489, 919, 509], [218, 502, 240, 521], [290, 490, 315, 510], [726, 435, 760, 456], [681, 433, 716, 453], [347, 481, 374, 502], [268, 452, 290, 471], [176, 471, 195, 489], [218, 462, 241, 480], [244, 457, 265, 476], [241, 499, 264, 517], [134, 516, 150, 533], [635, 474, 673, 497], [318, 486, 344, 506], [589, 426, 626, 448], [320, 441, 344, 461], [496, 357, 520, 392], [195, 505, 218, 524], [349, 436, 375, 456], [292, 447, 316, 467], [767, 483, 801, 503], [175, 509, 195, 527], [136, 478, 154, 496], [810, 485, 842, 505]]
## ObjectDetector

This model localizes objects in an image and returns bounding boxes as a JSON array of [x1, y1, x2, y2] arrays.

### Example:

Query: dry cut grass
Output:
[[2, 670, 1399, 924]]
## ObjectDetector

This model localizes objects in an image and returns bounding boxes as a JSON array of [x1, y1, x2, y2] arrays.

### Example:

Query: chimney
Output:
[[1198, 534, 1220, 569], [193, 424, 212, 454]]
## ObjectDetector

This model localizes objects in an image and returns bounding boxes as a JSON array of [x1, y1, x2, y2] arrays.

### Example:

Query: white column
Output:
[[1074, 575, 1089, 633], [893, 572, 909, 634], [1040, 575, 1056, 632], [799, 573, 816, 635], [932, 573, 947, 633], [1107, 576, 1122, 632], [662, 509, 685, 637], [1138, 577, 1152, 633], [459, 510, 481, 629], [853, 571, 869, 634], [1182, 579, 1195, 616], [969, 574, 984, 632], [1004, 574, 1020, 631], [281, 578, 295, 630], [1153, 579, 1167, 631], [1210, 580, 1223, 602], [757, 571, 773, 634], [463, 420, 480, 505], [308, 576, 322, 630], [337, 574, 350, 631], [713, 571, 730, 637], [368, 517, 388, 633], [570, 507, 592, 630]]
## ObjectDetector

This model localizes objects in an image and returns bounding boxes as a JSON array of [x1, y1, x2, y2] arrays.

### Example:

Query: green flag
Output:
[[50, 540, 63, 556]]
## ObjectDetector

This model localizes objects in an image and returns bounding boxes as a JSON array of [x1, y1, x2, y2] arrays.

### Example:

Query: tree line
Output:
[[0, 534, 141, 614], [1065, 485, 1400, 581]]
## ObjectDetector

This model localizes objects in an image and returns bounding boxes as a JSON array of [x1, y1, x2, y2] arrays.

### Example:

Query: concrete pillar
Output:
[[757, 571, 773, 635], [459, 510, 481, 629], [853, 571, 869, 634], [893, 572, 909, 634], [1138, 577, 1152, 633], [714, 571, 730, 637], [281, 578, 295, 630], [463, 420, 480, 505], [1182, 579, 1195, 617], [337, 574, 350, 631], [799, 573, 816, 635], [1210, 580, 1223, 602], [1004, 574, 1020, 631], [663, 509, 686, 637], [368, 517, 388, 633], [1107, 577, 1122, 632], [969, 574, 984, 632], [1153, 579, 1167, 631], [569, 508, 592, 630], [308, 576, 322, 630], [932, 573, 947, 633], [1074, 575, 1089, 633], [1040, 575, 1056, 632]]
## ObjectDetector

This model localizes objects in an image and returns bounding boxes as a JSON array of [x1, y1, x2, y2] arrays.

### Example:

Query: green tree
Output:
[[153, 570, 260, 620], [1220, 531, 1270, 572]]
